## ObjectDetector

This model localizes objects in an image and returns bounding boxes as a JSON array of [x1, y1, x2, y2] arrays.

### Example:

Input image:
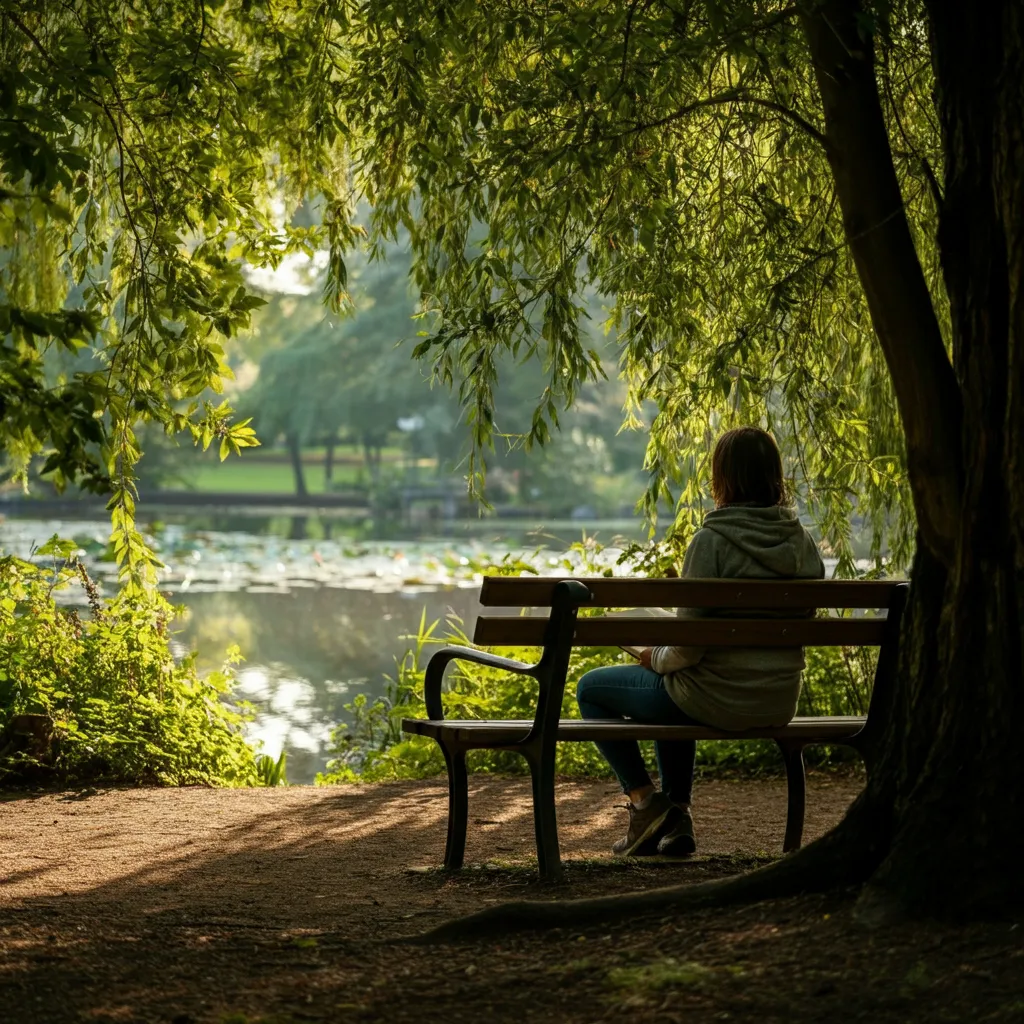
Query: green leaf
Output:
[[36, 535, 78, 559]]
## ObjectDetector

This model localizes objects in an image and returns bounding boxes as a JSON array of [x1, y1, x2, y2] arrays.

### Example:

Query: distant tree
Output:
[[241, 243, 438, 494], [241, 238, 647, 506]]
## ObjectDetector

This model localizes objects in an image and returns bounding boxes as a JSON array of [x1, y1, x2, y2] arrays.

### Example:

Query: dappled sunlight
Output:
[[1, 773, 863, 920], [0, 775, 864, 1022]]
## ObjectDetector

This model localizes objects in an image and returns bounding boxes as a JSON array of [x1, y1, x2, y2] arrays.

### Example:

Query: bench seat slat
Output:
[[479, 576, 901, 609], [402, 716, 866, 746], [473, 615, 887, 647]]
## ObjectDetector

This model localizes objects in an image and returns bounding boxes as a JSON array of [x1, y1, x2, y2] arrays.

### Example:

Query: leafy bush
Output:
[[317, 611, 876, 784], [0, 537, 260, 787]]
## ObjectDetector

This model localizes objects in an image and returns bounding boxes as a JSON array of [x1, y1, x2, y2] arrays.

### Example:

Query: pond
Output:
[[0, 512, 637, 782]]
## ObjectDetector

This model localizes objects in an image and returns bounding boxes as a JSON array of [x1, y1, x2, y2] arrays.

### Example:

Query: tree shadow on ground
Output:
[[0, 773, 864, 1023]]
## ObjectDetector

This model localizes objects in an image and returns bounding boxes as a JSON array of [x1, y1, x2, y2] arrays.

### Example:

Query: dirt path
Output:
[[1, 773, 854, 932], [2, 772, 1022, 1023]]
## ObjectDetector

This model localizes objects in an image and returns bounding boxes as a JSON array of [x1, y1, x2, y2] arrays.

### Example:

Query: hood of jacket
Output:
[[701, 504, 824, 578]]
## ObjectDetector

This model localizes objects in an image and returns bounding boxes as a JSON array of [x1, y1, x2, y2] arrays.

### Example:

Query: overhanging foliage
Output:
[[0, 0, 355, 591], [339, 0, 945, 570], [3, 1, 946, 584]]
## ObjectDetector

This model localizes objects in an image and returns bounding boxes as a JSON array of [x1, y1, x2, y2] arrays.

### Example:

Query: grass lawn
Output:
[[163, 447, 386, 494], [179, 460, 329, 494], [162, 444, 434, 495]]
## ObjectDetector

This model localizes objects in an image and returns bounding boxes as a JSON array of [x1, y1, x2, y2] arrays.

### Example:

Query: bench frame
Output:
[[402, 578, 908, 880]]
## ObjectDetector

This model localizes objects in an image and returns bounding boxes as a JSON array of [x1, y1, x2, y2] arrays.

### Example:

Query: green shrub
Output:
[[0, 537, 260, 787], [317, 611, 616, 783], [317, 611, 877, 784]]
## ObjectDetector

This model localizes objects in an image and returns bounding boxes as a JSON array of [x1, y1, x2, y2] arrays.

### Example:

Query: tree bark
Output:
[[857, 0, 1024, 919], [789, 0, 1024, 921], [766, 0, 1024, 921]]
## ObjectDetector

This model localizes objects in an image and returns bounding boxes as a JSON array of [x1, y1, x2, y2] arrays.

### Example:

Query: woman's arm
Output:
[[649, 613, 706, 672], [649, 529, 717, 674]]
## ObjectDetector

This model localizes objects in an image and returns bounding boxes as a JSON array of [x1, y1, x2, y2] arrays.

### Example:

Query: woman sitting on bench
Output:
[[576, 426, 825, 856]]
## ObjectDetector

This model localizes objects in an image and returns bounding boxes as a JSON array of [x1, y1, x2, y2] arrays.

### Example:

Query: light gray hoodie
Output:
[[651, 504, 825, 730]]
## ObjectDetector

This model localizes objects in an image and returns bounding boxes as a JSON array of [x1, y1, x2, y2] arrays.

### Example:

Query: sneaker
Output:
[[611, 792, 680, 857], [657, 808, 696, 856]]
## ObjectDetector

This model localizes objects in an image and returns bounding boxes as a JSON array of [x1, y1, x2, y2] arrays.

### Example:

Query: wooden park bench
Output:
[[402, 577, 908, 880]]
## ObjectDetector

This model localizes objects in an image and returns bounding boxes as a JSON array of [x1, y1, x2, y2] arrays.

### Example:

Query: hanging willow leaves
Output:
[[333, 0, 944, 571], [4, 0, 944, 579], [0, 0, 357, 592]]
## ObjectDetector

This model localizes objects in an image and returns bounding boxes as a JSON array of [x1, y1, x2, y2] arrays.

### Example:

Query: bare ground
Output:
[[1, 771, 1022, 1023]]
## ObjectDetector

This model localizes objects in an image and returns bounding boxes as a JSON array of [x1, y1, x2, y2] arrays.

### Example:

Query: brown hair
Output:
[[710, 427, 787, 508]]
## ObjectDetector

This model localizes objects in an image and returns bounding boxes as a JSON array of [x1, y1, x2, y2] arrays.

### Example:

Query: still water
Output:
[[176, 586, 482, 782], [1, 513, 633, 782]]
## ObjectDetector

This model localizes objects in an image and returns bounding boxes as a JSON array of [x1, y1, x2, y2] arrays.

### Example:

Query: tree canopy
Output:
[[337, 0, 950, 571], [4, 0, 939, 577]]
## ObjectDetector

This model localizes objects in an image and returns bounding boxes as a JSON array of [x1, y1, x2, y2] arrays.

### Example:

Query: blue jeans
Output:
[[576, 664, 702, 805]]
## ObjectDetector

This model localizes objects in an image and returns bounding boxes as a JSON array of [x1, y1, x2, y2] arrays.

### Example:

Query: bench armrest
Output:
[[423, 645, 537, 720]]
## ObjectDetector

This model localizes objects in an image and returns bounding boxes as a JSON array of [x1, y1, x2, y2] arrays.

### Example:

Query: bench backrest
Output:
[[474, 577, 904, 648]]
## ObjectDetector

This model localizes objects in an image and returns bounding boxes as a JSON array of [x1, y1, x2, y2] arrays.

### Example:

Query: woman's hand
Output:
[[639, 647, 654, 670]]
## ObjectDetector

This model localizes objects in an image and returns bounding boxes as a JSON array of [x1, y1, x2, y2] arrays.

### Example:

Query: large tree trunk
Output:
[[799, 0, 1024, 918], [798, 0, 962, 562], [857, 0, 1024, 918]]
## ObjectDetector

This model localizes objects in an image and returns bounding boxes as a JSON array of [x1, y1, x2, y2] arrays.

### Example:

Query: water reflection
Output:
[[174, 586, 481, 783]]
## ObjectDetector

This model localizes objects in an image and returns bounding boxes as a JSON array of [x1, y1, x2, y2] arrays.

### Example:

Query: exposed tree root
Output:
[[412, 824, 876, 944]]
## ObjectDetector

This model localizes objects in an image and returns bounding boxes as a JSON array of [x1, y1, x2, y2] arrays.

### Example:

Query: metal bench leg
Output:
[[441, 743, 469, 870], [527, 742, 564, 882], [776, 740, 807, 853]]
